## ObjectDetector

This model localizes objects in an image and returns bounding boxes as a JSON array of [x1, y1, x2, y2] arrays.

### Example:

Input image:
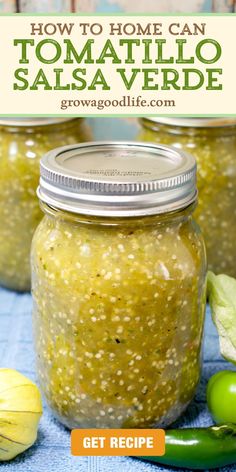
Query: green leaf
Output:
[[208, 271, 236, 365]]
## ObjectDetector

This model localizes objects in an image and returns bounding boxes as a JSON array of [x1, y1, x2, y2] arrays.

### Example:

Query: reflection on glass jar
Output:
[[138, 118, 236, 277], [0, 118, 91, 291], [32, 142, 207, 429]]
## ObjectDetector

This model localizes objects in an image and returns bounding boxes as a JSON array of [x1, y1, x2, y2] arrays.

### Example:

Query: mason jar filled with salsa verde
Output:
[[0, 117, 91, 292], [32, 141, 207, 429], [138, 118, 236, 277]]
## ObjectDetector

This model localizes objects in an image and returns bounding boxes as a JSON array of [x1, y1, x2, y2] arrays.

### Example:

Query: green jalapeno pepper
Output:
[[140, 424, 236, 470]]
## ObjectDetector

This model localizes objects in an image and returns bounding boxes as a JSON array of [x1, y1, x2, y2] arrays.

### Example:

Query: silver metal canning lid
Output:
[[0, 118, 77, 127], [142, 117, 236, 128], [38, 141, 197, 217]]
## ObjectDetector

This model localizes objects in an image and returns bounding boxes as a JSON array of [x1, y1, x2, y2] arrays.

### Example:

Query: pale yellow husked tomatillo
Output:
[[0, 368, 42, 461]]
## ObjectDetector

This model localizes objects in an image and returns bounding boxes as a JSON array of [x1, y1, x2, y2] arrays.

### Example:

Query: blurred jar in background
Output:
[[138, 118, 236, 276], [0, 118, 91, 291]]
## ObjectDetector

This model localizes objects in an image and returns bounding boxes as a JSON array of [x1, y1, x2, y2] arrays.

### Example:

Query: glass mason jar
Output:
[[32, 142, 207, 429], [138, 118, 236, 277], [0, 117, 91, 292]]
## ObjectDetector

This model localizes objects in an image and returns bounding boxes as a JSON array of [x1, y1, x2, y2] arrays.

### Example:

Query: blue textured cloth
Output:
[[0, 287, 235, 472]]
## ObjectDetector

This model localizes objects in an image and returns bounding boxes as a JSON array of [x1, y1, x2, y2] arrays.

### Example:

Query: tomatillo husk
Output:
[[0, 368, 42, 460]]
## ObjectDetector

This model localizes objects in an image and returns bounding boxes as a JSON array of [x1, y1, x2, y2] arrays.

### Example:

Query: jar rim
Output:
[[142, 117, 236, 128], [0, 118, 78, 127], [38, 141, 197, 218]]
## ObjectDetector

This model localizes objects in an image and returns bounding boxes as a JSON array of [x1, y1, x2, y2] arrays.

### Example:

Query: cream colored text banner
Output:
[[0, 15, 235, 115]]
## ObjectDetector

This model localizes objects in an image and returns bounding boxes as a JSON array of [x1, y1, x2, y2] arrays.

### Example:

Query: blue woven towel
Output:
[[0, 287, 234, 472]]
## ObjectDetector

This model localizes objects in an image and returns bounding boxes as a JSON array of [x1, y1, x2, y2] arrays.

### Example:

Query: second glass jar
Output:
[[138, 118, 236, 277], [0, 118, 91, 291]]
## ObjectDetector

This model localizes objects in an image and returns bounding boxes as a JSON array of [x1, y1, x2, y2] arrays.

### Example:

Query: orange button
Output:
[[71, 429, 165, 456]]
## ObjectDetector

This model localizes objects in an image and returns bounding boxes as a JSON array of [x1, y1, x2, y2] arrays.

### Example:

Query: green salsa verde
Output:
[[32, 142, 207, 429], [138, 118, 236, 277], [0, 118, 91, 291]]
